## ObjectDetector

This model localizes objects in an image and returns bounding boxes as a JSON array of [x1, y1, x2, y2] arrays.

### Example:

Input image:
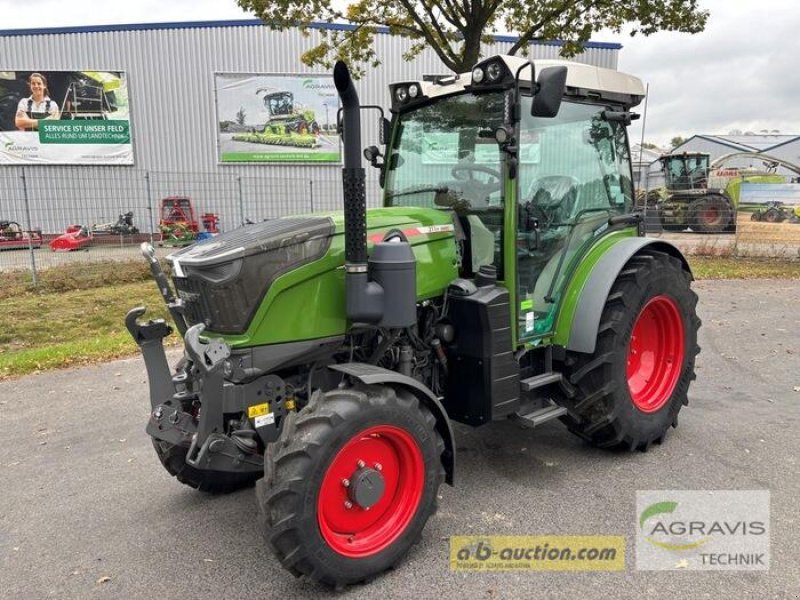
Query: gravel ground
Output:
[[1, 278, 798, 599]]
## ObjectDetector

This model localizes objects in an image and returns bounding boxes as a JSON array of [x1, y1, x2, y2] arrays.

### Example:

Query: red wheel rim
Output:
[[626, 295, 685, 413], [317, 425, 424, 557], [702, 205, 720, 225]]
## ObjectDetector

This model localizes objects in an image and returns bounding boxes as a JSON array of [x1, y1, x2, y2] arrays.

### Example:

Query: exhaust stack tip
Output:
[[333, 61, 351, 93], [140, 242, 157, 263]]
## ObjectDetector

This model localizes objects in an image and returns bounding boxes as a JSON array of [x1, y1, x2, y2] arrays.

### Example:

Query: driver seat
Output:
[[528, 176, 578, 223]]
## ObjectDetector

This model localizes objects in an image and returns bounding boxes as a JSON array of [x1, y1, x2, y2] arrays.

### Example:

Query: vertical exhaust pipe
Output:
[[334, 61, 383, 323], [333, 62, 368, 266], [334, 61, 417, 328]]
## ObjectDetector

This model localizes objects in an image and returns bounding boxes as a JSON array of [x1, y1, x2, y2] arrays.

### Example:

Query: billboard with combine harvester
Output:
[[215, 73, 340, 163]]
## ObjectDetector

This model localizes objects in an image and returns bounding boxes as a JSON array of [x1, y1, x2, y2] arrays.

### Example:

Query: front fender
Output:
[[329, 362, 456, 486], [557, 238, 691, 354]]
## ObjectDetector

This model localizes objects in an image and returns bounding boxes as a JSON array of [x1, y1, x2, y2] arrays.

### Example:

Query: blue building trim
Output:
[[0, 19, 622, 50]]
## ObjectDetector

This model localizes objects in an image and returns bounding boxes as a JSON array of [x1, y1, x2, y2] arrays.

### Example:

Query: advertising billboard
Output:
[[215, 73, 340, 163], [0, 70, 132, 165]]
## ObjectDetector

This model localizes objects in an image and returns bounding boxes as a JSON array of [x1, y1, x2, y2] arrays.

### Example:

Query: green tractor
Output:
[[128, 55, 701, 587]]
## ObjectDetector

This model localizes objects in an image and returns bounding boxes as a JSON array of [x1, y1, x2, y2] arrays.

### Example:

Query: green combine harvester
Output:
[[128, 55, 701, 587], [232, 89, 321, 148], [653, 151, 800, 232]]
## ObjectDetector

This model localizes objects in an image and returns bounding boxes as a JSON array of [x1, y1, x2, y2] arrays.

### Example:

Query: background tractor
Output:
[[653, 151, 800, 232], [128, 55, 701, 587], [232, 89, 321, 148]]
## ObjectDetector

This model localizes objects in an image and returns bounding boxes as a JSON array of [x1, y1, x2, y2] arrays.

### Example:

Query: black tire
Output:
[[688, 194, 733, 233], [258, 384, 445, 587], [559, 249, 701, 451], [151, 438, 260, 494], [763, 207, 784, 223]]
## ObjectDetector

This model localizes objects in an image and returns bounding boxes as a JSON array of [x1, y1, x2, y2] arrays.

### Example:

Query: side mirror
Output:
[[531, 66, 567, 118]]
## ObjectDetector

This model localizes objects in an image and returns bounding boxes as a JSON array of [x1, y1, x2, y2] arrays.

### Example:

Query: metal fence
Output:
[[2, 166, 800, 282], [0, 165, 384, 280]]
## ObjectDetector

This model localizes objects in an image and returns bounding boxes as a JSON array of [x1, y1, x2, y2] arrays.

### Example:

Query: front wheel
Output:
[[559, 249, 701, 451], [151, 439, 260, 493], [258, 384, 445, 587]]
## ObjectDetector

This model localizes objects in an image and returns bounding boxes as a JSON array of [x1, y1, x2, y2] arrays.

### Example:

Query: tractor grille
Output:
[[169, 217, 333, 334]]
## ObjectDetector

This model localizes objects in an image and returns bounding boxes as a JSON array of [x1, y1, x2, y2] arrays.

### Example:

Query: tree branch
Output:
[[508, 0, 583, 55]]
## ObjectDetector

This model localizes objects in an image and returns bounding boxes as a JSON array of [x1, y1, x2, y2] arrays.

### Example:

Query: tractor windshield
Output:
[[385, 92, 506, 274], [663, 154, 709, 191]]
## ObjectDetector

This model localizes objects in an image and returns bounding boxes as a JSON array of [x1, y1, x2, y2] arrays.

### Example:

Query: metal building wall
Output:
[[0, 21, 620, 232], [1, 21, 618, 172]]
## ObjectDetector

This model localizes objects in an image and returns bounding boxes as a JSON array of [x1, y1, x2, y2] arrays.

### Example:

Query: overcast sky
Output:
[[2, 1, 796, 147]]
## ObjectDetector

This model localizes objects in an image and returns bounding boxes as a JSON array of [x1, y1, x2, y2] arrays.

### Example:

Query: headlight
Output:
[[486, 61, 503, 82], [472, 67, 485, 84], [395, 86, 409, 103], [408, 83, 420, 98]]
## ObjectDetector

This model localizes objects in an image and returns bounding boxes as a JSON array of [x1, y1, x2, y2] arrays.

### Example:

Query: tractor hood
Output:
[[329, 206, 456, 246], [166, 206, 456, 336]]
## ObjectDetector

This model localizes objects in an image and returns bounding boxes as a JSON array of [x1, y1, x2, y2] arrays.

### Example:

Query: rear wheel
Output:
[[560, 249, 701, 451], [688, 194, 732, 233], [258, 384, 445, 587]]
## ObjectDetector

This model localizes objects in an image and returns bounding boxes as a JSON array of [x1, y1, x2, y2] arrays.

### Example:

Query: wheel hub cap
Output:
[[349, 467, 385, 509]]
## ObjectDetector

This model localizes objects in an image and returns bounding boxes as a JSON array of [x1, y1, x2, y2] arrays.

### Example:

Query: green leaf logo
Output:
[[640, 501, 709, 551], [639, 501, 678, 529]]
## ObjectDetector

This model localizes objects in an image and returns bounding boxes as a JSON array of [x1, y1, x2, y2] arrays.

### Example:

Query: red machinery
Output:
[[159, 196, 220, 245], [0, 220, 43, 250], [49, 224, 92, 252]]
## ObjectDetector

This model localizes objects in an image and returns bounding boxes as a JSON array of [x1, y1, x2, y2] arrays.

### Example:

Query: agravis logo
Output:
[[637, 491, 770, 570], [302, 79, 335, 90]]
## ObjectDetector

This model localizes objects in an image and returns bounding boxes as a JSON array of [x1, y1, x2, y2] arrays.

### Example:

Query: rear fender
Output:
[[559, 238, 691, 354], [329, 362, 456, 485]]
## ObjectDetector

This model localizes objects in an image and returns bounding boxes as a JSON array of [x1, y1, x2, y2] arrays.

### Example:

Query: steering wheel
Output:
[[451, 164, 501, 183], [448, 165, 503, 208]]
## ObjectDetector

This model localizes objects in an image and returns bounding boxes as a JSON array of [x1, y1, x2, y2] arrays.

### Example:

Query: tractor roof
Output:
[[390, 54, 646, 112]]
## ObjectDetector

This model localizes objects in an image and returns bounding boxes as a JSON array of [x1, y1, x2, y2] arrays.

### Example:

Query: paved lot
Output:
[[1, 279, 798, 599]]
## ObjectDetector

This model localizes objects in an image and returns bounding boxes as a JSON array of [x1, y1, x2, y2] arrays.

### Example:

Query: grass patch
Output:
[[0, 259, 154, 300], [1, 256, 798, 379], [688, 256, 800, 280], [0, 278, 173, 380]]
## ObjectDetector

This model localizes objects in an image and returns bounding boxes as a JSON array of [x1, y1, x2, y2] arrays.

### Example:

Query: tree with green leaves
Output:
[[670, 136, 686, 149], [237, 0, 708, 75]]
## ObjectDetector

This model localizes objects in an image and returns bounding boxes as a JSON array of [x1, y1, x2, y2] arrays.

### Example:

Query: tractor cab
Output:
[[263, 91, 294, 119], [383, 56, 642, 341], [660, 152, 710, 192]]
